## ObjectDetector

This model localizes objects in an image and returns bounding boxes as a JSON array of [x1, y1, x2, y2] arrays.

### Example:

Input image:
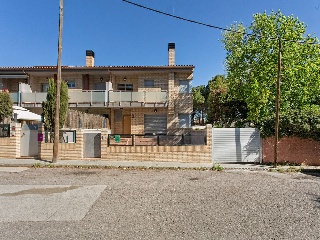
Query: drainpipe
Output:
[[18, 82, 21, 106]]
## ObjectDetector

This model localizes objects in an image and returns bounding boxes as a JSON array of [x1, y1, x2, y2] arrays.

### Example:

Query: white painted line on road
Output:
[[0, 185, 106, 222]]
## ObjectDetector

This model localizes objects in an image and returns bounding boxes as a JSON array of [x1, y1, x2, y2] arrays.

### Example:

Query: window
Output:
[[179, 114, 191, 128], [118, 83, 133, 91], [41, 83, 49, 92], [67, 81, 76, 88], [144, 80, 155, 88], [178, 80, 191, 93], [60, 130, 76, 143]]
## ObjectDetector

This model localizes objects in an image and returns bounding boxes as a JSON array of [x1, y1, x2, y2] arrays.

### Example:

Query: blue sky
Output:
[[1, 0, 320, 86]]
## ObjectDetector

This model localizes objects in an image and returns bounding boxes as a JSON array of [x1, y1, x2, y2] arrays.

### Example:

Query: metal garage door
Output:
[[212, 128, 261, 163], [144, 114, 167, 134], [83, 130, 101, 158]]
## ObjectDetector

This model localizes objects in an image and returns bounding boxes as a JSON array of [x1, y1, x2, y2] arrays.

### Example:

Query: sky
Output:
[[1, 0, 320, 87]]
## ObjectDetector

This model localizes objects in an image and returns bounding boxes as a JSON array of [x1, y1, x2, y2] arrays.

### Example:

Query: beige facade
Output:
[[0, 43, 194, 136]]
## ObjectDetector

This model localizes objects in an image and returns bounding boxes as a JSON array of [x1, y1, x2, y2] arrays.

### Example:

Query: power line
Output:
[[122, 0, 259, 37], [122, 0, 320, 45]]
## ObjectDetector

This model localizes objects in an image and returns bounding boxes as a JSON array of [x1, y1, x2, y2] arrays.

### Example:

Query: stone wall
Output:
[[263, 136, 320, 166]]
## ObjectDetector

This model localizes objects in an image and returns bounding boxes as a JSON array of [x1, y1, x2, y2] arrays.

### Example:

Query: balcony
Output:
[[10, 90, 168, 108]]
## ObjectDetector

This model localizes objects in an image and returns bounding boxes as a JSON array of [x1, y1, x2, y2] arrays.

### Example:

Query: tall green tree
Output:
[[0, 90, 13, 123], [192, 85, 208, 125], [207, 75, 248, 127], [42, 78, 68, 141], [222, 10, 320, 139]]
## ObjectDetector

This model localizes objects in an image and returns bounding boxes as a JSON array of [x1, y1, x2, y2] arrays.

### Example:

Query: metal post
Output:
[[274, 38, 282, 168]]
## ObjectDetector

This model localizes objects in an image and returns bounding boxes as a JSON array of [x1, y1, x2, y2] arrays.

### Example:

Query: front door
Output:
[[123, 115, 131, 134]]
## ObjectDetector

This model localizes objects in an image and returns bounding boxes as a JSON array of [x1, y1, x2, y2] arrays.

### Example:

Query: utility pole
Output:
[[53, 0, 63, 163], [274, 38, 282, 168]]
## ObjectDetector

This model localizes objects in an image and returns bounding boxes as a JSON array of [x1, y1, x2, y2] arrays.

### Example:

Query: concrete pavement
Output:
[[0, 157, 319, 171]]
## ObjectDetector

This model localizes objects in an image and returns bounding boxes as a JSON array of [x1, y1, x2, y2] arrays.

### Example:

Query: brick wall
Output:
[[263, 136, 320, 166], [0, 123, 21, 158], [38, 128, 83, 161], [101, 125, 212, 163], [28, 74, 85, 92]]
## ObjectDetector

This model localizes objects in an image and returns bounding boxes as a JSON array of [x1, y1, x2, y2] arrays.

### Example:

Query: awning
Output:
[[13, 106, 41, 121]]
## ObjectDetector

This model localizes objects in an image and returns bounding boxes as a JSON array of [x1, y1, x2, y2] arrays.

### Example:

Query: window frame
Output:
[[178, 113, 191, 128], [117, 83, 134, 91], [144, 79, 155, 88], [178, 80, 191, 94], [67, 81, 76, 89], [41, 83, 49, 92]]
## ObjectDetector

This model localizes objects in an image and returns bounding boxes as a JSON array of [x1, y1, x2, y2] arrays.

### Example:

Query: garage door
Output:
[[144, 114, 167, 135]]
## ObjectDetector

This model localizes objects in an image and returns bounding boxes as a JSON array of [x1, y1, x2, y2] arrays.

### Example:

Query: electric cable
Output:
[[122, 0, 320, 45]]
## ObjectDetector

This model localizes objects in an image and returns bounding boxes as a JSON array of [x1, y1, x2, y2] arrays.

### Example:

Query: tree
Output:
[[222, 10, 320, 139], [0, 90, 13, 123], [192, 85, 208, 125], [42, 78, 68, 142], [206, 75, 248, 127]]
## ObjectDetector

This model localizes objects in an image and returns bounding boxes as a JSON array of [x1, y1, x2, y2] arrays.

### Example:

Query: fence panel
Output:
[[212, 128, 261, 163]]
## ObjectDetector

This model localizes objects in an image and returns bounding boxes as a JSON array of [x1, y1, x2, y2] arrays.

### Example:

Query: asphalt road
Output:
[[0, 167, 319, 240]]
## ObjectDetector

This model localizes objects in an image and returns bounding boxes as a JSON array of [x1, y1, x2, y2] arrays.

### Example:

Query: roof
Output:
[[0, 65, 194, 76], [0, 65, 194, 70]]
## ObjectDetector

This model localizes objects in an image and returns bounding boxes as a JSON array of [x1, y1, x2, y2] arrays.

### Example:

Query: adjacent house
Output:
[[0, 43, 194, 136]]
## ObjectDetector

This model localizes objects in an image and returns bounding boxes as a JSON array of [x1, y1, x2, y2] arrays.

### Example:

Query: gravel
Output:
[[0, 168, 319, 240]]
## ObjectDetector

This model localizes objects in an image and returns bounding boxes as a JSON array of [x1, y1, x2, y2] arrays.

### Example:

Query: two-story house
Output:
[[0, 43, 193, 136]]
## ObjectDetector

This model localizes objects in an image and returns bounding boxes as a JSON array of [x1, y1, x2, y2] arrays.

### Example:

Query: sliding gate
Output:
[[212, 128, 262, 163]]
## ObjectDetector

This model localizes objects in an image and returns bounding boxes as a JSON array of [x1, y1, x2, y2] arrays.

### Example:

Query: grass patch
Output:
[[211, 164, 223, 171]]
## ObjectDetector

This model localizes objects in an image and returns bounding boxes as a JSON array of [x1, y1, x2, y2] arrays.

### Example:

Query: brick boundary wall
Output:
[[39, 127, 83, 161], [263, 136, 320, 166], [101, 125, 212, 163], [0, 123, 21, 158], [2, 123, 212, 163]]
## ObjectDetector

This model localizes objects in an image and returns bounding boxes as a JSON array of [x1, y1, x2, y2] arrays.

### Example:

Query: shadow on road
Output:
[[301, 169, 320, 178]]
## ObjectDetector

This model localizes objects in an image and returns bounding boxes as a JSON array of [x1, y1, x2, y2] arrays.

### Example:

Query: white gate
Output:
[[83, 129, 101, 158], [212, 128, 261, 163], [20, 124, 39, 157]]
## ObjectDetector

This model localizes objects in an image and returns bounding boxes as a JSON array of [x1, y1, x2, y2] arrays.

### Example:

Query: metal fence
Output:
[[108, 133, 206, 146]]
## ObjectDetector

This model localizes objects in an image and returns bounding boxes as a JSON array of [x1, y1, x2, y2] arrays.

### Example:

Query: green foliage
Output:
[[222, 10, 320, 140], [0, 90, 13, 123], [206, 75, 248, 127], [192, 85, 208, 125], [211, 164, 223, 171], [42, 78, 69, 135], [59, 80, 69, 128]]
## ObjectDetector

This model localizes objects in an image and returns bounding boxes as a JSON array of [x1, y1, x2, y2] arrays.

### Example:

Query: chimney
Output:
[[86, 50, 95, 67], [168, 43, 175, 66]]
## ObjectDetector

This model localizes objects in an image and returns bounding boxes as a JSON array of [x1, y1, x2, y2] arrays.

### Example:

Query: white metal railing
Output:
[[11, 90, 168, 106]]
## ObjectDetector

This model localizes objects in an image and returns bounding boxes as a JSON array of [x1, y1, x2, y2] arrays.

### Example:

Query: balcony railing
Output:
[[10, 90, 168, 107]]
